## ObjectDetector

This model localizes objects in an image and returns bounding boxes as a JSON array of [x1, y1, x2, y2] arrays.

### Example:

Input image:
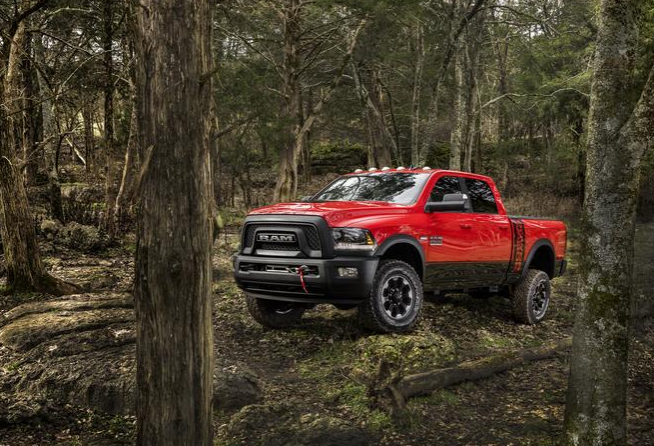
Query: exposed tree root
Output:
[[369, 337, 572, 418], [2, 273, 83, 297]]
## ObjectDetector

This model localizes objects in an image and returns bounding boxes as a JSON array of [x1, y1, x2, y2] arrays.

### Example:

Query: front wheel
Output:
[[511, 269, 551, 324], [245, 294, 305, 329], [358, 260, 423, 333]]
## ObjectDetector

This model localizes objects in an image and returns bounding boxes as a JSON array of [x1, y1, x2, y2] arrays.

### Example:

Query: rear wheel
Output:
[[511, 269, 551, 324], [358, 260, 423, 333], [245, 294, 305, 329]]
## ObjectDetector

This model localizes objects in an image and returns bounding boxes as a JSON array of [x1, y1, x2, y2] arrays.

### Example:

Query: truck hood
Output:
[[248, 201, 412, 227]]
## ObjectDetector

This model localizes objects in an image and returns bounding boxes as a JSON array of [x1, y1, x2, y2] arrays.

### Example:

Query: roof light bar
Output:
[[368, 167, 378, 172], [381, 166, 390, 171], [397, 166, 406, 171], [354, 169, 364, 173]]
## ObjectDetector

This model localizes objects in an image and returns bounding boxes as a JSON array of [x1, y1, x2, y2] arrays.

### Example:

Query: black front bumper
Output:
[[234, 255, 379, 304]]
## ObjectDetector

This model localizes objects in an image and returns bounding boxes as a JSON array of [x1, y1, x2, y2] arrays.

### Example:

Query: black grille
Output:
[[244, 224, 321, 250], [259, 243, 298, 251], [241, 281, 324, 296]]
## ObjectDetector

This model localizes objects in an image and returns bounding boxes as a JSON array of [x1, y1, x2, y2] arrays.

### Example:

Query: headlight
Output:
[[331, 228, 376, 251]]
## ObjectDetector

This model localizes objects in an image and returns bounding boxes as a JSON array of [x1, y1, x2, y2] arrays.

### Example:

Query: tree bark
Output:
[[114, 102, 137, 230], [20, 28, 39, 183], [410, 20, 424, 167], [134, 0, 214, 444], [102, 0, 120, 242], [34, 34, 63, 222], [563, 2, 654, 444], [417, 0, 487, 166], [351, 62, 393, 168], [0, 15, 77, 296], [274, 0, 303, 203], [449, 41, 467, 171], [82, 100, 94, 171], [274, 16, 364, 201]]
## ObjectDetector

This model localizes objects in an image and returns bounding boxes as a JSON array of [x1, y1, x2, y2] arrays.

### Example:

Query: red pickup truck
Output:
[[234, 168, 567, 333]]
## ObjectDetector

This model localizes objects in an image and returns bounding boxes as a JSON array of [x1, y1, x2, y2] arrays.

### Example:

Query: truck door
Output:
[[462, 178, 512, 285], [423, 175, 478, 290]]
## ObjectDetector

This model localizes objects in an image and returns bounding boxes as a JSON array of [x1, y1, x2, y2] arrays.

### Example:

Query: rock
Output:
[[292, 416, 373, 446], [0, 294, 136, 415], [40, 219, 62, 241], [0, 394, 55, 426], [214, 362, 263, 411], [86, 273, 121, 291], [0, 294, 265, 417], [60, 183, 89, 199], [227, 406, 374, 446], [60, 222, 103, 252], [227, 403, 294, 439]]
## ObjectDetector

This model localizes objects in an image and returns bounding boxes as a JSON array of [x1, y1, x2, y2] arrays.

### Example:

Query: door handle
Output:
[[460, 224, 472, 229]]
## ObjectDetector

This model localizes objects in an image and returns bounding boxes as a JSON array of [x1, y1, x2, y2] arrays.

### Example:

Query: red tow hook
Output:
[[297, 265, 309, 294]]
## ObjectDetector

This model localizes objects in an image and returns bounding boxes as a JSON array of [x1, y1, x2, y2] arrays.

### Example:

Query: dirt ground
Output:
[[1, 227, 653, 446]]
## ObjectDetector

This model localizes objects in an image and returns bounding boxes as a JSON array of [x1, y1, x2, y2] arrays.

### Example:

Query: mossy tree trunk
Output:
[[134, 0, 214, 444], [563, 1, 654, 445]]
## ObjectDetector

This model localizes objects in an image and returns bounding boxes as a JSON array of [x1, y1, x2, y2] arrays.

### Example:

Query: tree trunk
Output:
[[631, 222, 654, 332], [417, 0, 487, 166], [134, 0, 214, 443], [494, 34, 510, 142], [410, 21, 424, 167], [0, 20, 77, 296], [563, 2, 654, 444], [274, 16, 364, 201], [352, 63, 394, 168], [102, 0, 120, 242], [20, 28, 39, 184], [83, 101, 94, 171], [274, 0, 303, 203], [34, 35, 64, 222], [449, 41, 468, 171], [114, 103, 137, 230]]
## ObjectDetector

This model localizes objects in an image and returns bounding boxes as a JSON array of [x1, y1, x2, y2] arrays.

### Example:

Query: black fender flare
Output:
[[375, 235, 426, 279], [520, 239, 556, 279]]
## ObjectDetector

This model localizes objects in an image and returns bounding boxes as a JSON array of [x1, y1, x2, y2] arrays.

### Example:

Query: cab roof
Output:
[[343, 167, 494, 183]]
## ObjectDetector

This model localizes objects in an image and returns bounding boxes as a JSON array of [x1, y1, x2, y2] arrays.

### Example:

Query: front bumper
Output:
[[234, 255, 379, 304]]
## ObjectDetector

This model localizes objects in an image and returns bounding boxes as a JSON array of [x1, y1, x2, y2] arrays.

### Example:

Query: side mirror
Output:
[[425, 193, 469, 213]]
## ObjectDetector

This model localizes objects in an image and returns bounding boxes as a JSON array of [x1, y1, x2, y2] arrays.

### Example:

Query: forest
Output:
[[0, 0, 653, 445]]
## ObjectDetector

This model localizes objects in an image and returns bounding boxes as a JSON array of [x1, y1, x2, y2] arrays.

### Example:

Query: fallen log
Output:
[[370, 337, 572, 416]]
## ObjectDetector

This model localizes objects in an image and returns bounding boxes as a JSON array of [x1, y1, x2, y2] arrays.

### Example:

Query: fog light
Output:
[[337, 267, 358, 278]]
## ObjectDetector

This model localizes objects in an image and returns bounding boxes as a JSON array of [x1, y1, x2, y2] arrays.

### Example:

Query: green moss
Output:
[[415, 389, 460, 406], [476, 330, 514, 350], [298, 341, 356, 379], [4, 361, 21, 372], [326, 382, 391, 431], [356, 332, 457, 374]]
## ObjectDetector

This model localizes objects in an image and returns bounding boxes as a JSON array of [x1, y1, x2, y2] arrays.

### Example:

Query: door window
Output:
[[429, 176, 462, 202], [464, 179, 498, 214]]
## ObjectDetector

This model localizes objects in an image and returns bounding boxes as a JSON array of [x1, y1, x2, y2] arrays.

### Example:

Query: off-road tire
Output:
[[358, 259, 423, 333], [512, 269, 551, 324], [245, 294, 305, 329]]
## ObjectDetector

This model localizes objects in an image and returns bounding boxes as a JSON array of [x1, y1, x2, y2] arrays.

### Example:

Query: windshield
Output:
[[311, 173, 430, 205]]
